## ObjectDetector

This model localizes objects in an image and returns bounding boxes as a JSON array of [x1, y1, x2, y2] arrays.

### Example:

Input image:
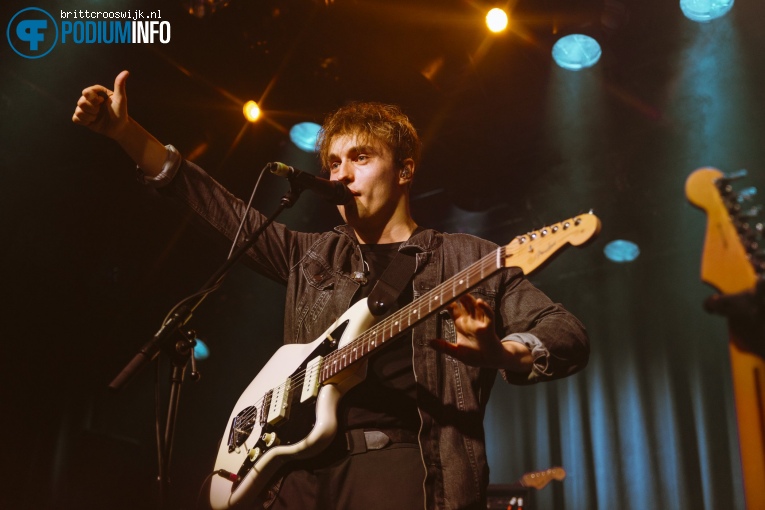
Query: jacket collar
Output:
[[333, 224, 440, 253]]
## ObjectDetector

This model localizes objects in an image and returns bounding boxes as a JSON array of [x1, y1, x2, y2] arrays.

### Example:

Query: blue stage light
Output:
[[290, 122, 321, 153], [680, 0, 734, 22], [604, 240, 640, 262], [194, 338, 210, 360], [552, 34, 602, 71]]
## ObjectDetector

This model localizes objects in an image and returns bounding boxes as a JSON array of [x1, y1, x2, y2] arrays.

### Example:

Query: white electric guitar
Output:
[[210, 213, 601, 509]]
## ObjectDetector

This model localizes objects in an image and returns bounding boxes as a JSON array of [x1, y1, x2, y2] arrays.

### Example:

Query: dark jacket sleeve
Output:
[[160, 158, 323, 284], [497, 267, 589, 384]]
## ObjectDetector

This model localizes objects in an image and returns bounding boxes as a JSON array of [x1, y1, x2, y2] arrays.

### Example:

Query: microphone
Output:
[[268, 162, 353, 205]]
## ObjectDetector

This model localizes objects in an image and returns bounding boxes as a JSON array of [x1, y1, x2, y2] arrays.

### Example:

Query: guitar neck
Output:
[[686, 168, 765, 510], [317, 212, 601, 383], [319, 246, 505, 382]]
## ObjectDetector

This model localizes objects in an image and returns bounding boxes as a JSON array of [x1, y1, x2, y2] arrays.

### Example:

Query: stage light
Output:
[[290, 122, 321, 153], [680, 0, 734, 22], [186, 0, 231, 18], [243, 100, 261, 122], [604, 240, 640, 262], [194, 338, 210, 360], [552, 34, 601, 70], [486, 8, 509, 33]]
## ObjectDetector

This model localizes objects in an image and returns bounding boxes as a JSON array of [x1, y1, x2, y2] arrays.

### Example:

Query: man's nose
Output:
[[333, 160, 354, 183]]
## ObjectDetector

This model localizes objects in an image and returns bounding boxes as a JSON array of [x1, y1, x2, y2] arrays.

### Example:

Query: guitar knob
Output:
[[262, 432, 280, 447], [248, 447, 261, 461]]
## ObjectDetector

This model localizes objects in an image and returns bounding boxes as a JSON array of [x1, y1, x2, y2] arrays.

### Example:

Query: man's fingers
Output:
[[72, 111, 92, 125], [112, 70, 129, 103], [451, 294, 483, 318], [81, 85, 110, 101], [458, 294, 476, 315], [77, 94, 103, 112], [72, 74, 129, 134], [474, 298, 494, 321]]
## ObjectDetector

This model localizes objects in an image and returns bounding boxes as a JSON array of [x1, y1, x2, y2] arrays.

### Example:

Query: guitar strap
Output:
[[366, 249, 417, 316]]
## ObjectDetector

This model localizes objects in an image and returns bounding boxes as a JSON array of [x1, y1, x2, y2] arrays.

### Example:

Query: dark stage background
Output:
[[1, 0, 763, 508]]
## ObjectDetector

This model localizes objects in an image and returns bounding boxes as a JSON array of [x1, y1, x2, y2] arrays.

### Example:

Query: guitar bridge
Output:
[[227, 405, 257, 453]]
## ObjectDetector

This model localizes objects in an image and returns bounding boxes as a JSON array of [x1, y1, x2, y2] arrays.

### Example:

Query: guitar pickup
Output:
[[301, 356, 323, 402], [260, 391, 271, 427], [266, 379, 292, 425]]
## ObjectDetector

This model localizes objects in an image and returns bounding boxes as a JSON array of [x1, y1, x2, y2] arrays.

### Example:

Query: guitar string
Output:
[[230, 223, 580, 431], [228, 244, 508, 431], [232, 242, 516, 430], [231, 221, 582, 431], [320, 219, 585, 376]]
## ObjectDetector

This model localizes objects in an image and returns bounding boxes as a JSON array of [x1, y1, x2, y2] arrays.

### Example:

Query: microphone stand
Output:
[[108, 172, 305, 508]]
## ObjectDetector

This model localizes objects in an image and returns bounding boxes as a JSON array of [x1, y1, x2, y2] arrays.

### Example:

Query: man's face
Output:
[[327, 134, 405, 231]]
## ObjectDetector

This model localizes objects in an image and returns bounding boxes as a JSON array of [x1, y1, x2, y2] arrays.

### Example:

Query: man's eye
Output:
[[357, 155, 368, 162]]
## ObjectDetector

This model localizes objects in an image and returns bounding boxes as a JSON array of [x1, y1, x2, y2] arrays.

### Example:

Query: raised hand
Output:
[[72, 71, 168, 177], [72, 70, 129, 140]]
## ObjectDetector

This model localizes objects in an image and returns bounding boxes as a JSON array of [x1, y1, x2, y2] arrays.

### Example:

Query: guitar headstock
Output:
[[503, 213, 601, 275], [520, 466, 567, 490], [685, 168, 764, 294]]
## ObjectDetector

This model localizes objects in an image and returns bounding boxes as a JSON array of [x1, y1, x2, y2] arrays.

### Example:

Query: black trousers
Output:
[[267, 432, 425, 510]]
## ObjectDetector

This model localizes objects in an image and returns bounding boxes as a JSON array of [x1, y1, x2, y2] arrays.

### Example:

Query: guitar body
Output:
[[686, 168, 765, 510], [208, 213, 601, 509], [209, 299, 377, 510]]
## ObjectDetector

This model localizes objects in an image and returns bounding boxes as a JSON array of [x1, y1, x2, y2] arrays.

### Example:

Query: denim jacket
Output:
[[153, 148, 589, 509]]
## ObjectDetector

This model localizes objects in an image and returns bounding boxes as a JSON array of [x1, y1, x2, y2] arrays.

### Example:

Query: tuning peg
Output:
[[751, 251, 765, 272], [717, 169, 748, 195], [722, 169, 748, 181], [738, 205, 763, 218], [736, 218, 757, 236], [737, 186, 758, 202]]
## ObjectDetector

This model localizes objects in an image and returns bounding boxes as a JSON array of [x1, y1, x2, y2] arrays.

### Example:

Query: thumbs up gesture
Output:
[[72, 70, 130, 140]]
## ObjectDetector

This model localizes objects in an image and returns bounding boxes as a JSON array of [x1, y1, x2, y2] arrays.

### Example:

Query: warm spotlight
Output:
[[243, 100, 261, 122], [485, 8, 509, 33]]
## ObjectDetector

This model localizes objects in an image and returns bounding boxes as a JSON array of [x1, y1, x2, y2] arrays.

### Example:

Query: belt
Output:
[[345, 429, 419, 455]]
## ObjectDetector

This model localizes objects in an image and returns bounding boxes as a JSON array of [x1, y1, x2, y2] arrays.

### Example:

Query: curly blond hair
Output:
[[317, 102, 421, 172]]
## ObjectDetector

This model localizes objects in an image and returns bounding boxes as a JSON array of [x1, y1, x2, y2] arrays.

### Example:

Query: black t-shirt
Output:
[[340, 242, 420, 433]]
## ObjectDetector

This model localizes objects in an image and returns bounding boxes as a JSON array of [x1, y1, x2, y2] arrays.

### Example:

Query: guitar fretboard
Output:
[[319, 245, 506, 382]]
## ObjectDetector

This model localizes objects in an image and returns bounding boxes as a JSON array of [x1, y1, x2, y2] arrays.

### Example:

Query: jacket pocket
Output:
[[293, 256, 335, 340]]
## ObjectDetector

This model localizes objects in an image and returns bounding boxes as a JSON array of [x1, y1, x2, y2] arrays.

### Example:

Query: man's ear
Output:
[[399, 159, 415, 185]]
